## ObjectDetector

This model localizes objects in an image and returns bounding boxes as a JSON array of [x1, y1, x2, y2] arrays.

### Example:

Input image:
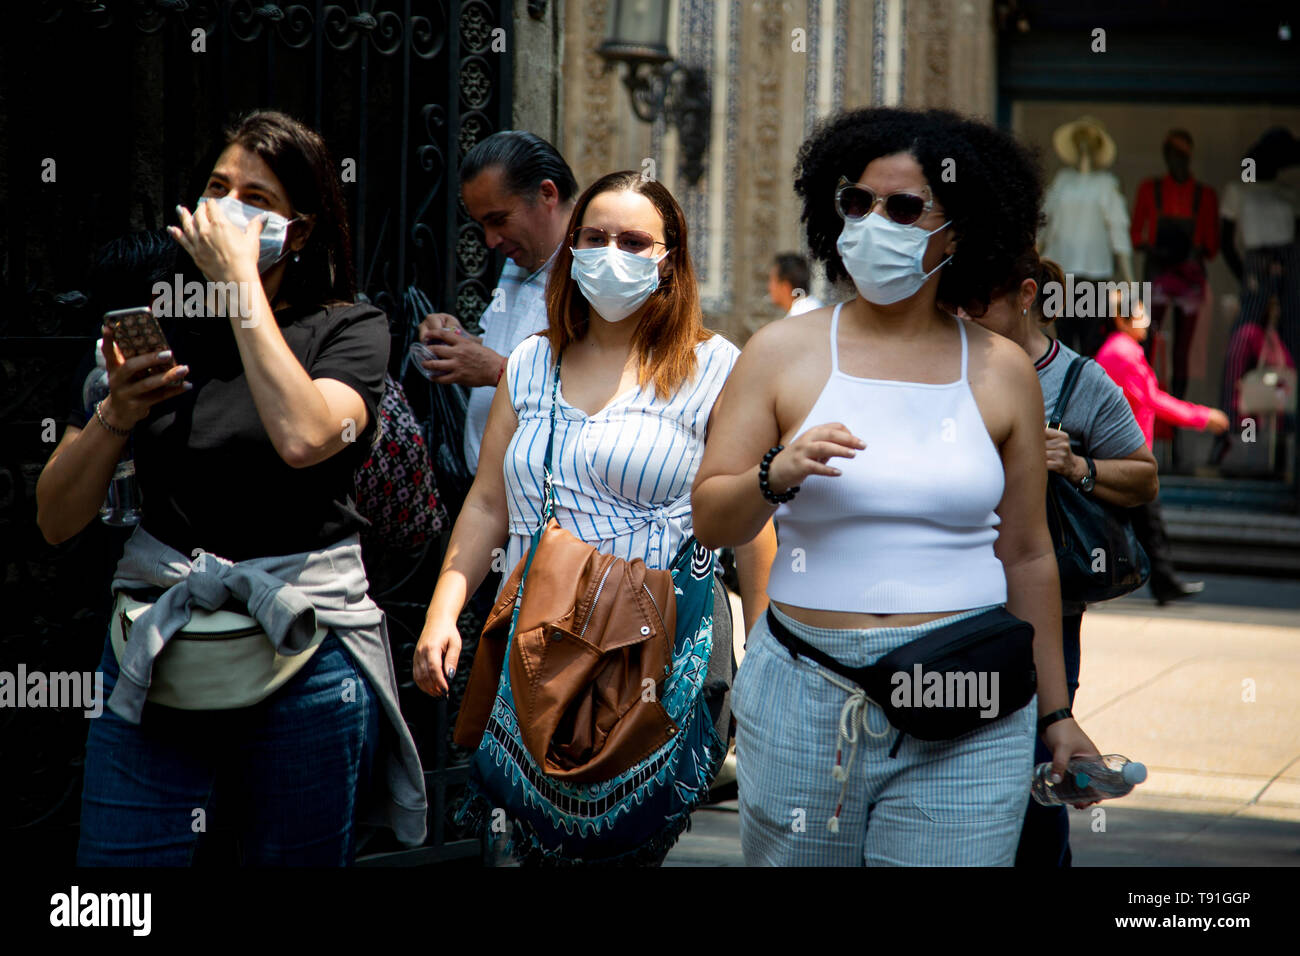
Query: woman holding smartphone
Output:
[[692, 107, 1100, 866], [36, 110, 425, 866]]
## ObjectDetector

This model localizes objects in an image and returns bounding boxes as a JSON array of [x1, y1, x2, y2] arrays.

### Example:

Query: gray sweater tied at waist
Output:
[[109, 526, 427, 847]]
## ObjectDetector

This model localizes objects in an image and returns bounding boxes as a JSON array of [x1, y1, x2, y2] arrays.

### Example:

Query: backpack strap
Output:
[[1049, 356, 1089, 432]]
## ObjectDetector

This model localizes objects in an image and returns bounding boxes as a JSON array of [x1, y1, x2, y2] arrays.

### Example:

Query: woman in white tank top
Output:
[[693, 108, 1104, 866]]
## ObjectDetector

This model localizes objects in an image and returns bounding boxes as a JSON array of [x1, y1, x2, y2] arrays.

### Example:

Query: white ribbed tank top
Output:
[[766, 302, 1008, 613]]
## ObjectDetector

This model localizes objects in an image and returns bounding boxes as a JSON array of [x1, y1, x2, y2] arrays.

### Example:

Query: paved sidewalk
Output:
[[666, 579, 1300, 866]]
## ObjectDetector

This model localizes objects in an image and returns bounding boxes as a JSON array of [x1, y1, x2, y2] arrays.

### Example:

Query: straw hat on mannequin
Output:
[[1053, 116, 1117, 171]]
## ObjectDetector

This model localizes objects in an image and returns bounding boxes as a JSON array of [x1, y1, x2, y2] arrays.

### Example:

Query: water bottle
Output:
[[83, 345, 142, 527], [1031, 754, 1147, 806]]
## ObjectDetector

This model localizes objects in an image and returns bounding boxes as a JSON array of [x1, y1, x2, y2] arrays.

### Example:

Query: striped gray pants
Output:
[[733, 603, 1036, 866]]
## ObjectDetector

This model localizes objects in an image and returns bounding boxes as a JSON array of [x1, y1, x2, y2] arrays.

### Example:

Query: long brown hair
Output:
[[544, 171, 709, 399]]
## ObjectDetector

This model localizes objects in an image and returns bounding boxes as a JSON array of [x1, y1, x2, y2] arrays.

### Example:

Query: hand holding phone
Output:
[[105, 307, 177, 380], [99, 307, 191, 430]]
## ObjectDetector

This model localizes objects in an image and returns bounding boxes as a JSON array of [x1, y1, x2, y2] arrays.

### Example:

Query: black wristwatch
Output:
[[1037, 707, 1073, 736], [1077, 456, 1096, 493]]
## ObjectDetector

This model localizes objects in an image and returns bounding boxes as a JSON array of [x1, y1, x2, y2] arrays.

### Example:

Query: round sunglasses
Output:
[[570, 226, 667, 256], [834, 176, 935, 225]]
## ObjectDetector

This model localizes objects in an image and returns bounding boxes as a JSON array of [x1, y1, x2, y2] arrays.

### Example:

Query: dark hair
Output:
[[1245, 126, 1300, 182], [793, 107, 1044, 318], [1163, 128, 1194, 153], [545, 171, 709, 399], [461, 130, 578, 204], [86, 228, 178, 318], [219, 110, 355, 305], [772, 252, 811, 292], [993, 248, 1066, 324]]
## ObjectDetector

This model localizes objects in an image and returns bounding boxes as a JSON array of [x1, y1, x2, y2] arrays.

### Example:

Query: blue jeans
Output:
[[1014, 612, 1082, 867], [77, 630, 380, 866]]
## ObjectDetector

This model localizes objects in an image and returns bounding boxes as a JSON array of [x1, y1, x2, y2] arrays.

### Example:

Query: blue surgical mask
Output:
[[197, 195, 297, 274], [836, 213, 952, 305], [569, 245, 667, 322]]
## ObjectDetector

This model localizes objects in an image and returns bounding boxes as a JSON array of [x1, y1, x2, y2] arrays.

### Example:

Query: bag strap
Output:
[[1049, 355, 1089, 432], [540, 347, 563, 524]]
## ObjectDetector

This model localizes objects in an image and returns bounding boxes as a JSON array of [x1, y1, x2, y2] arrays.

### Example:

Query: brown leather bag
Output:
[[453, 519, 679, 783], [452, 350, 681, 784]]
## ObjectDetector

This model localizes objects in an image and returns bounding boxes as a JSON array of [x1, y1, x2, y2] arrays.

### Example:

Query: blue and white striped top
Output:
[[499, 331, 740, 592]]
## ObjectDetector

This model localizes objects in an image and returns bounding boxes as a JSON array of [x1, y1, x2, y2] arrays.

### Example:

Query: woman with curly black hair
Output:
[[693, 107, 1101, 866]]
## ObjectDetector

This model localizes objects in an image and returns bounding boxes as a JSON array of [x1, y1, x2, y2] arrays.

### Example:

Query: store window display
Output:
[[1039, 117, 1134, 357], [1130, 130, 1219, 405], [1217, 126, 1300, 473]]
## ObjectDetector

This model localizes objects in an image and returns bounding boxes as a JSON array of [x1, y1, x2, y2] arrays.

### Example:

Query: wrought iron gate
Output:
[[0, 0, 513, 865]]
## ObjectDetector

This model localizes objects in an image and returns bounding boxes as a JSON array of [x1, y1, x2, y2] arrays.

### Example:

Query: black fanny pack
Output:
[[764, 606, 1037, 756]]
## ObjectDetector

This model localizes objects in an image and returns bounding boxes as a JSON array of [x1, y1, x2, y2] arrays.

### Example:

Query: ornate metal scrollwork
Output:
[[135, 0, 220, 34], [458, 57, 493, 111], [323, 3, 404, 54], [459, 0, 495, 54], [35, 0, 114, 27], [455, 222, 489, 280], [228, 1, 315, 47], [411, 104, 449, 291], [455, 279, 491, 328], [410, 13, 446, 60], [457, 112, 489, 159]]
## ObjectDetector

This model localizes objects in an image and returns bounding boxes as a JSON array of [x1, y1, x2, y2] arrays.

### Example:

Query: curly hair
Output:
[[792, 107, 1044, 318]]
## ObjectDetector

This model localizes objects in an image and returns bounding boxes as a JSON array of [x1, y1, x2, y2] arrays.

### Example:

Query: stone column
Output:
[[512, 0, 565, 144], [904, 0, 996, 119]]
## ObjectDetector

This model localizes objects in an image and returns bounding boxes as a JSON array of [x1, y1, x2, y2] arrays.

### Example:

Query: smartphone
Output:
[[104, 306, 177, 380]]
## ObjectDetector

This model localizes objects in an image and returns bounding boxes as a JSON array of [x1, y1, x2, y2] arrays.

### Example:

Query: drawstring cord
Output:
[[814, 669, 892, 833]]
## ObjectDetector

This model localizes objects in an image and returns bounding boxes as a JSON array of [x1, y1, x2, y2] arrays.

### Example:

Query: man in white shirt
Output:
[[417, 131, 577, 473], [767, 252, 824, 317]]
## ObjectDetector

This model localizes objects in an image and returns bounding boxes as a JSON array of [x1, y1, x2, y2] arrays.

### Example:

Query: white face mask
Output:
[[836, 213, 952, 305], [197, 195, 297, 274], [569, 245, 667, 323]]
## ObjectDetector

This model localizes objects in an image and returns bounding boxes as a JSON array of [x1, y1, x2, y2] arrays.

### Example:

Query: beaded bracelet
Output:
[[95, 399, 131, 438], [758, 444, 799, 505]]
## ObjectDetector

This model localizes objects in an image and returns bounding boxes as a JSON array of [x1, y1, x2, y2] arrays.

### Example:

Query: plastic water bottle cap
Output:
[[1122, 762, 1148, 785], [1074, 772, 1091, 789]]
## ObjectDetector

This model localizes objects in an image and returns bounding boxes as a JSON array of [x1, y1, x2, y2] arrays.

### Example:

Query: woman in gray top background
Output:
[[970, 252, 1157, 867]]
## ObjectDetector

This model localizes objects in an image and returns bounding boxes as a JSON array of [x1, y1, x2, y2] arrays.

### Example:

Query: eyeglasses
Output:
[[834, 176, 935, 225], [570, 226, 667, 256]]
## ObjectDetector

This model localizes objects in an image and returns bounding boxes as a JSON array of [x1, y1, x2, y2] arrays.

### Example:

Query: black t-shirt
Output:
[[69, 302, 389, 560]]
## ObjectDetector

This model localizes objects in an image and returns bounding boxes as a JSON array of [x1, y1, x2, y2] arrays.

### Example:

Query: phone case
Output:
[[111, 310, 176, 378]]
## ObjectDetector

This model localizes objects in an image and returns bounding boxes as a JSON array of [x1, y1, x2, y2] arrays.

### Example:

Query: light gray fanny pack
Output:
[[109, 592, 327, 710]]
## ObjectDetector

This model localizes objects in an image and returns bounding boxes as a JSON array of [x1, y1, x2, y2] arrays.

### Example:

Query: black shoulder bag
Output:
[[1046, 356, 1150, 603]]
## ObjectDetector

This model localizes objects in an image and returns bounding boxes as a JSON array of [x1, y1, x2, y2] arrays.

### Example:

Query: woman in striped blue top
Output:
[[413, 171, 776, 857]]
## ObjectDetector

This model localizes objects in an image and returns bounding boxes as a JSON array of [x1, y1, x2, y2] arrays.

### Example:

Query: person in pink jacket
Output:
[[1095, 294, 1228, 603]]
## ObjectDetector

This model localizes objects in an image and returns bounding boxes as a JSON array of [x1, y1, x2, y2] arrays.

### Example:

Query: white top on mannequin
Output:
[[1040, 166, 1134, 279], [1220, 179, 1299, 249]]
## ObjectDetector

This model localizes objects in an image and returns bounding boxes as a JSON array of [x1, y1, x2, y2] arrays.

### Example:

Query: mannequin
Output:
[[1217, 126, 1300, 465], [1040, 117, 1134, 356], [1131, 130, 1219, 408]]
